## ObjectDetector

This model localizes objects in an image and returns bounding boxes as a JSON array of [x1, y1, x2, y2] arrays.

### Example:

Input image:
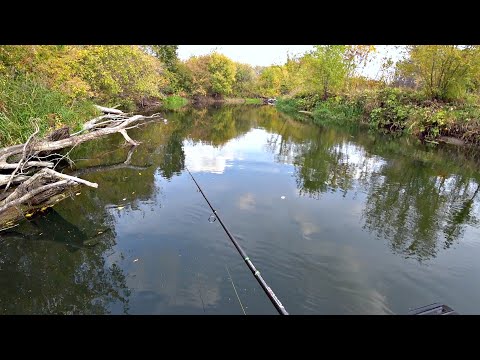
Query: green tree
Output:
[[301, 45, 349, 99], [396, 45, 480, 101], [174, 61, 194, 95], [207, 52, 237, 97], [150, 45, 179, 72]]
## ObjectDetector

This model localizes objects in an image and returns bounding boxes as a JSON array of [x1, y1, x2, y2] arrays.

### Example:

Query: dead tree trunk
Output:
[[0, 106, 163, 227]]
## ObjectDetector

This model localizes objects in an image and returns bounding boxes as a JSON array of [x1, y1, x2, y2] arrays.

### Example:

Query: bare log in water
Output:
[[94, 105, 125, 115], [0, 107, 163, 224]]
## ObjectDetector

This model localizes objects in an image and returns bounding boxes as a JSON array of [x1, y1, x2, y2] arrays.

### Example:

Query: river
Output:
[[1, 105, 480, 314]]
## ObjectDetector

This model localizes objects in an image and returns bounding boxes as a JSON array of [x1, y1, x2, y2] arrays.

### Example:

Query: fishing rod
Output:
[[186, 167, 289, 315]]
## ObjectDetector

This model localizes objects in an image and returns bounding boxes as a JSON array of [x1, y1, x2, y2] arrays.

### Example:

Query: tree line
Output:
[[2, 45, 480, 146]]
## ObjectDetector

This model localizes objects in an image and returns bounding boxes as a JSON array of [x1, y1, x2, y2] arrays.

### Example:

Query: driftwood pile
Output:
[[0, 105, 162, 226]]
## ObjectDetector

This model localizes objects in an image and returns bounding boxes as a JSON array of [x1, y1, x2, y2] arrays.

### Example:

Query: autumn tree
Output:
[[74, 46, 167, 104], [0, 45, 169, 105], [344, 45, 376, 77], [184, 55, 211, 96], [183, 52, 237, 97]]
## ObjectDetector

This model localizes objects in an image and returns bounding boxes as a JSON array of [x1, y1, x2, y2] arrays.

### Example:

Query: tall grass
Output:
[[244, 98, 262, 104], [312, 98, 364, 126], [0, 74, 98, 146], [275, 98, 300, 114], [163, 95, 188, 110]]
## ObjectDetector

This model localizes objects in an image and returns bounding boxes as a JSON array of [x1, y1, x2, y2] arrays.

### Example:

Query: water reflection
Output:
[[2, 104, 480, 314], [0, 208, 130, 314], [163, 106, 480, 262]]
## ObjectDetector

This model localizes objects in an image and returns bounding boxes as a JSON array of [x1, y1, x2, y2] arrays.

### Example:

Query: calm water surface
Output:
[[1, 105, 480, 314]]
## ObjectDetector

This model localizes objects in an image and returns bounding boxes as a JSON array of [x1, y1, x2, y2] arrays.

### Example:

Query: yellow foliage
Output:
[[0, 45, 169, 104]]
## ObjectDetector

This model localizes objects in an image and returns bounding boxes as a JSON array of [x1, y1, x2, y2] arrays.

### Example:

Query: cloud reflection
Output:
[[184, 129, 276, 174]]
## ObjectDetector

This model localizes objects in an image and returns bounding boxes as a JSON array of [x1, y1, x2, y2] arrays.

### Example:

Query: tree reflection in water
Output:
[[2, 105, 480, 314]]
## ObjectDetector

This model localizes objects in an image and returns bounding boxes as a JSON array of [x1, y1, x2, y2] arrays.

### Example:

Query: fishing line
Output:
[[186, 166, 288, 315], [225, 264, 246, 315]]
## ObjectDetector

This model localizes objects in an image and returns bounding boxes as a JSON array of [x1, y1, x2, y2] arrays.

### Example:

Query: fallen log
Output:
[[94, 105, 125, 115], [0, 109, 163, 226], [0, 115, 146, 172]]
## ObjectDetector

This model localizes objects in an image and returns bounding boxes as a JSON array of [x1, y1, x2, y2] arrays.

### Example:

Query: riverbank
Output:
[[276, 88, 480, 147], [0, 82, 262, 147], [188, 96, 262, 106]]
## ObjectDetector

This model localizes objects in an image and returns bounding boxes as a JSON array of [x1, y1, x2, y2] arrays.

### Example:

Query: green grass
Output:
[[0, 74, 98, 147], [312, 98, 363, 126], [163, 95, 189, 110], [276, 98, 300, 114], [245, 98, 262, 104]]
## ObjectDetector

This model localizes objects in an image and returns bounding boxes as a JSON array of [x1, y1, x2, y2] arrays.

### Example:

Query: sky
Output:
[[178, 45, 405, 79]]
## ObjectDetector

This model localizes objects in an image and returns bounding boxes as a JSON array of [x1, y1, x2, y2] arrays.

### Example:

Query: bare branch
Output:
[[42, 168, 98, 188], [1, 161, 54, 170], [94, 105, 125, 115], [4, 123, 39, 191], [0, 175, 30, 187], [119, 129, 140, 146]]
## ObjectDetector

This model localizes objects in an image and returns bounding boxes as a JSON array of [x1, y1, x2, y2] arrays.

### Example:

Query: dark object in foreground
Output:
[[409, 303, 459, 315]]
